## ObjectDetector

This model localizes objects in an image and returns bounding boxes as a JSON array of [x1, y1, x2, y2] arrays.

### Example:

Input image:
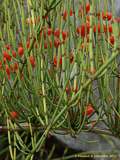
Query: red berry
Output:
[[29, 55, 36, 68], [65, 86, 71, 95], [107, 12, 112, 21], [18, 46, 24, 57], [81, 24, 86, 37], [59, 56, 62, 65], [86, 22, 90, 34], [76, 26, 81, 35], [47, 28, 52, 36], [44, 41, 48, 49], [0, 61, 2, 69], [12, 50, 16, 58], [86, 2, 90, 14], [93, 23, 101, 33], [3, 51, 11, 61], [53, 55, 57, 67], [70, 8, 73, 16], [62, 31, 68, 41], [5, 44, 11, 50], [63, 10, 67, 21], [102, 12, 112, 21], [54, 28, 60, 38], [109, 35, 115, 45], [54, 39, 60, 48], [93, 25, 96, 33], [108, 24, 113, 33], [84, 104, 94, 116], [10, 111, 18, 119], [97, 23, 101, 33], [5, 64, 10, 80], [3, 57, 6, 64]]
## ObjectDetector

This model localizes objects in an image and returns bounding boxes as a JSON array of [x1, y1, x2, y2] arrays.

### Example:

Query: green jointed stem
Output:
[[41, 57, 48, 125], [89, 1, 94, 73], [69, 49, 119, 107], [7, 119, 14, 160]]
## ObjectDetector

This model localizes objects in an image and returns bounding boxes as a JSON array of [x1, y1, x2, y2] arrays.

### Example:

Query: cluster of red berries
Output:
[[53, 53, 74, 67], [0, 42, 36, 80], [62, 8, 73, 21], [39, 27, 69, 50]]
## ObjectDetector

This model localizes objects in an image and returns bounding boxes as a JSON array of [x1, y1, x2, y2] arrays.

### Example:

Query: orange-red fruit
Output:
[[76, 26, 81, 35], [97, 23, 101, 33], [70, 8, 73, 16], [29, 55, 36, 68], [59, 56, 62, 65], [47, 28, 52, 36], [62, 31, 68, 41], [106, 12, 112, 21], [108, 24, 113, 33], [3, 57, 6, 64], [5, 64, 10, 80], [54, 28, 60, 38], [3, 51, 11, 61], [53, 55, 57, 67], [10, 111, 18, 119], [93, 23, 101, 33], [0, 61, 2, 69], [5, 44, 11, 50], [81, 24, 86, 37], [18, 46, 24, 57], [86, 2, 90, 14], [85, 104, 94, 116], [12, 50, 16, 58], [44, 41, 48, 49], [102, 12, 112, 21], [63, 10, 67, 21], [109, 35, 115, 45], [86, 22, 90, 34], [54, 39, 60, 48], [76, 25, 86, 37], [65, 86, 71, 95]]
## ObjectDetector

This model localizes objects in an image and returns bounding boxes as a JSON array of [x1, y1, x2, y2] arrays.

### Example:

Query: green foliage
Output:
[[0, 0, 120, 159]]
